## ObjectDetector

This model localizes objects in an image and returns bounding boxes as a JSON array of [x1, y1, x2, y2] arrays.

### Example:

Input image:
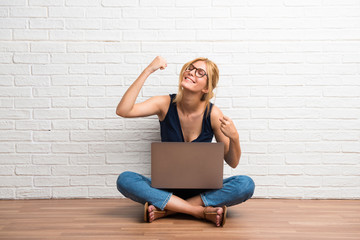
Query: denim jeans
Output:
[[117, 171, 255, 210]]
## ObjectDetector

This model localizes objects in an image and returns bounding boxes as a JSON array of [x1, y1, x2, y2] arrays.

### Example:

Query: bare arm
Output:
[[211, 106, 241, 168], [116, 56, 167, 118]]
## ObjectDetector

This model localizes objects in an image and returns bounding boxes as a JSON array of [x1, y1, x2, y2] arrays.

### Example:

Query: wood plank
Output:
[[0, 199, 359, 239]]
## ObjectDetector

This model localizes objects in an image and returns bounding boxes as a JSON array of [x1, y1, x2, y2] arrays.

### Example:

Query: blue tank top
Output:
[[160, 94, 214, 142]]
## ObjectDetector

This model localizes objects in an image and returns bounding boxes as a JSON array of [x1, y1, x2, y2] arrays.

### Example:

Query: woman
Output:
[[116, 56, 255, 227]]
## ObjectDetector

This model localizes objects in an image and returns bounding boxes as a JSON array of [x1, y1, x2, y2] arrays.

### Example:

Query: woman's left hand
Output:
[[219, 116, 239, 140]]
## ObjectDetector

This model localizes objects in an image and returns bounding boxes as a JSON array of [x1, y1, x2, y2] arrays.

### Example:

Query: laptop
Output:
[[151, 142, 224, 189]]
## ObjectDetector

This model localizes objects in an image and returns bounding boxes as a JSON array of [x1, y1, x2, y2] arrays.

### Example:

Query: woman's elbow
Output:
[[116, 109, 127, 118], [229, 155, 241, 169], [229, 160, 239, 169]]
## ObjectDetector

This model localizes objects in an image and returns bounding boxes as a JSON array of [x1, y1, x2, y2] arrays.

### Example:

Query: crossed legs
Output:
[[117, 171, 254, 227]]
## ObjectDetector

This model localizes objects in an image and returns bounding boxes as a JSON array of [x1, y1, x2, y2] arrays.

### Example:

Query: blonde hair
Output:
[[173, 57, 219, 115]]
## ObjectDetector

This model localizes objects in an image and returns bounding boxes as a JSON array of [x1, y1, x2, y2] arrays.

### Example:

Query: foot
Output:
[[203, 206, 225, 227], [148, 204, 167, 223]]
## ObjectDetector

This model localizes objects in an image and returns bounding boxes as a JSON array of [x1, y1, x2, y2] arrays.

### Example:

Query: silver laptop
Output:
[[151, 142, 224, 189]]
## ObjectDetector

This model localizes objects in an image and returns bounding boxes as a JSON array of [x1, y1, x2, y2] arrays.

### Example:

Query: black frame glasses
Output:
[[185, 64, 208, 78]]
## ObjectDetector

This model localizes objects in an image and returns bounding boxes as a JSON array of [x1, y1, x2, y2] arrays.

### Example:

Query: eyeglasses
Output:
[[185, 64, 208, 78]]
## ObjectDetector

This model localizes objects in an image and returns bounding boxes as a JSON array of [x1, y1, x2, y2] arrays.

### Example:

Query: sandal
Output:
[[144, 202, 167, 222], [203, 206, 227, 227]]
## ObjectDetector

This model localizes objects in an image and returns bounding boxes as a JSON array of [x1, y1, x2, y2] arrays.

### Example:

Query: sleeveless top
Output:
[[160, 94, 214, 142]]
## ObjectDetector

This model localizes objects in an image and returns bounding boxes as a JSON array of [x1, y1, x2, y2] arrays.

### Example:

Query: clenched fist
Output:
[[147, 56, 167, 73]]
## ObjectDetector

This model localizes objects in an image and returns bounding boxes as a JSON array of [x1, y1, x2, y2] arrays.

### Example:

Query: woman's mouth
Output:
[[185, 77, 195, 84]]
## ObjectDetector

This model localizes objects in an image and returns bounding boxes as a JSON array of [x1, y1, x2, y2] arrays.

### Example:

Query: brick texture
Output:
[[0, 1, 359, 199]]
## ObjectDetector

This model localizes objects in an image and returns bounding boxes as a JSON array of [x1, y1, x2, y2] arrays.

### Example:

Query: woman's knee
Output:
[[233, 175, 255, 200], [116, 171, 137, 192]]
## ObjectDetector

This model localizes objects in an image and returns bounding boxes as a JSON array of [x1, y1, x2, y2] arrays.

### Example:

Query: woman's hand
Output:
[[147, 56, 167, 73], [219, 116, 239, 141]]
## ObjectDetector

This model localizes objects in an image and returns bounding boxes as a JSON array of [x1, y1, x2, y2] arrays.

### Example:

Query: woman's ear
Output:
[[201, 89, 209, 101], [202, 88, 209, 94]]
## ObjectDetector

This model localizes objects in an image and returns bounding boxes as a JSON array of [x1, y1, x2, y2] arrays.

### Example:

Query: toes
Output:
[[217, 214, 222, 227], [148, 205, 166, 222], [204, 207, 224, 227], [148, 205, 156, 212], [148, 205, 155, 222]]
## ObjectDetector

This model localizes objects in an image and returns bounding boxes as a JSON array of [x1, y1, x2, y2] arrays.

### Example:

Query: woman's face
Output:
[[181, 61, 209, 94]]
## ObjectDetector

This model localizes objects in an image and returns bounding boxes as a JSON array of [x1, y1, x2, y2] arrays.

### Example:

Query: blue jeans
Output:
[[117, 171, 255, 210]]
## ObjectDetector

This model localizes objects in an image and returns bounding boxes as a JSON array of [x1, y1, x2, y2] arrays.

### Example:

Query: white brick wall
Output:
[[0, 1, 359, 200]]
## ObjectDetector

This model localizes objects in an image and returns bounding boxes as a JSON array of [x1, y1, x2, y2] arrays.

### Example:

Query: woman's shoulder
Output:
[[152, 95, 171, 108], [210, 104, 223, 128], [152, 95, 172, 121], [210, 104, 222, 116]]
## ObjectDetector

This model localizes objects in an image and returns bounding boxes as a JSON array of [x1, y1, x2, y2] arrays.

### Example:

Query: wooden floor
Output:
[[0, 198, 359, 240]]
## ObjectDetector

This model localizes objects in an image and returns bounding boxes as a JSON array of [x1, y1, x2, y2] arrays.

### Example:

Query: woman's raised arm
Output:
[[116, 56, 167, 118]]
